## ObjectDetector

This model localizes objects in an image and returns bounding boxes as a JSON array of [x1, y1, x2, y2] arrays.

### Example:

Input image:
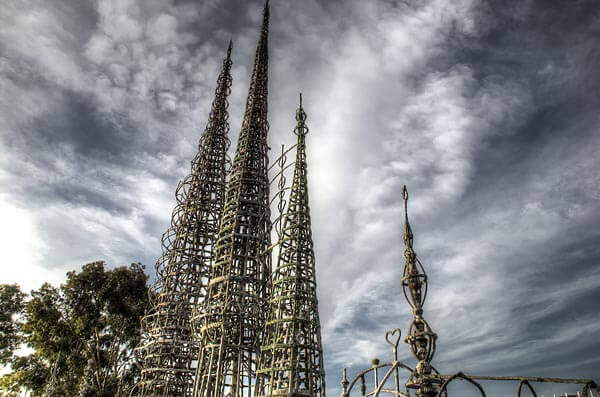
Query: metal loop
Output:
[[517, 379, 538, 397], [437, 372, 486, 397]]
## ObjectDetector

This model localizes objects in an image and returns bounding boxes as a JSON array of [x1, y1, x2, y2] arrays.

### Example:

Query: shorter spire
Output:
[[254, 95, 325, 397]]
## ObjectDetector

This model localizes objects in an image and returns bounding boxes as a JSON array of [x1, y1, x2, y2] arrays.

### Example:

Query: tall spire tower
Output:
[[193, 2, 272, 397], [255, 95, 326, 397], [137, 42, 234, 397]]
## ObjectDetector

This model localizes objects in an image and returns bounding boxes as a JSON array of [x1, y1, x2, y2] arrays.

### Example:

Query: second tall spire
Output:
[[193, 2, 272, 397]]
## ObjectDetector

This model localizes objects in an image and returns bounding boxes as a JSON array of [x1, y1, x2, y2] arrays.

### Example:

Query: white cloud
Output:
[[0, 195, 57, 292]]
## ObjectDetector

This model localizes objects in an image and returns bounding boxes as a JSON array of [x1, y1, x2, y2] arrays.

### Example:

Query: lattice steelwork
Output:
[[340, 187, 599, 397], [192, 2, 272, 397], [136, 42, 233, 397], [255, 95, 326, 397]]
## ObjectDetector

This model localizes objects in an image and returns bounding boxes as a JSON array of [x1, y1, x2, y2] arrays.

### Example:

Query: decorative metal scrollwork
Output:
[[436, 372, 486, 397], [517, 379, 538, 397]]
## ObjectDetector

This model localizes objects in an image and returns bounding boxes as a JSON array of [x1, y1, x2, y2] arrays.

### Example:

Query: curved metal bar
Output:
[[269, 186, 292, 206], [436, 372, 486, 397], [267, 143, 298, 172], [374, 363, 404, 397], [430, 367, 448, 397], [268, 161, 296, 185], [346, 362, 415, 395], [517, 379, 538, 397], [438, 374, 597, 385], [415, 257, 429, 303]]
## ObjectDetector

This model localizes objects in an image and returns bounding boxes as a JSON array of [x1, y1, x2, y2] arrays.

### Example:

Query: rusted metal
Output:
[[340, 187, 599, 397], [255, 94, 326, 397], [135, 41, 233, 397], [192, 2, 272, 397]]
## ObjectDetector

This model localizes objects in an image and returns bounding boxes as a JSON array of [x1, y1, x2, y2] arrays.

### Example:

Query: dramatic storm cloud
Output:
[[1, 0, 599, 394]]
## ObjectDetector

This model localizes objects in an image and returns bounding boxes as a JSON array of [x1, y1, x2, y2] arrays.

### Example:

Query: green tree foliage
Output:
[[0, 284, 25, 365], [0, 261, 151, 397]]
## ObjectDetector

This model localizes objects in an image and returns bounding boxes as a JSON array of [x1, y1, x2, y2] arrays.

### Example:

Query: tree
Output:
[[0, 284, 25, 366], [0, 261, 151, 397]]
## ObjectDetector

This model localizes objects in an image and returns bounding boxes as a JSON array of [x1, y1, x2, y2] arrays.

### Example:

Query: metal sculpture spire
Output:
[[338, 188, 599, 397], [136, 42, 233, 397], [193, 2, 272, 397], [255, 95, 326, 397], [401, 186, 439, 397]]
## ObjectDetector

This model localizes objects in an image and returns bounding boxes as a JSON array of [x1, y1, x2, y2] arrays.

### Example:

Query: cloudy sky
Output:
[[1, 0, 599, 395]]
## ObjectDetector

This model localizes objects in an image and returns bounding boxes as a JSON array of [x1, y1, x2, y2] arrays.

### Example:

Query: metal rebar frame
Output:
[[340, 187, 599, 397], [135, 42, 233, 397], [192, 2, 271, 397], [255, 95, 326, 397]]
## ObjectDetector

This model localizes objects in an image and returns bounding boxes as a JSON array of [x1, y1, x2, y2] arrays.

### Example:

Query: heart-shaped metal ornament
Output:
[[385, 328, 402, 349]]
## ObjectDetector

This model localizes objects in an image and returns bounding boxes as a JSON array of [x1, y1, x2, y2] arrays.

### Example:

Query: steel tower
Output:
[[137, 42, 234, 397], [192, 2, 272, 397], [255, 95, 326, 397]]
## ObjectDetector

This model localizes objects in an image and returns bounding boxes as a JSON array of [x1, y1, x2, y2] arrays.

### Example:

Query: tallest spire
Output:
[[242, 0, 269, 134], [193, 2, 272, 397], [263, 0, 270, 22]]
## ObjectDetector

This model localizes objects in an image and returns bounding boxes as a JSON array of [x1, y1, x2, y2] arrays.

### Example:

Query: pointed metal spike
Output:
[[402, 185, 412, 245], [262, 0, 270, 23]]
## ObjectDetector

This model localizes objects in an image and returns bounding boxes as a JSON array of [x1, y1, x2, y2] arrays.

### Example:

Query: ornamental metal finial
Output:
[[295, 93, 308, 136], [402, 186, 439, 397]]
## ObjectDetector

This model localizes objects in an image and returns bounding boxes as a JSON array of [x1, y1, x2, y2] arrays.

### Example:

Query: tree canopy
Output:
[[0, 284, 25, 366], [0, 261, 151, 397]]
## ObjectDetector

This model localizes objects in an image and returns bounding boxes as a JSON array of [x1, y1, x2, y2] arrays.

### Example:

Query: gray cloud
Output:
[[1, 0, 599, 395]]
